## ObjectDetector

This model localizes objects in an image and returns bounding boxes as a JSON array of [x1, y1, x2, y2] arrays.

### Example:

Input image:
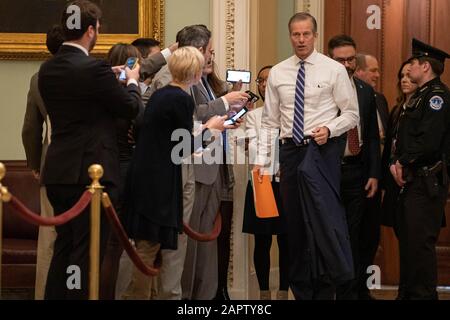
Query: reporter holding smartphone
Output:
[[99, 43, 147, 300], [121, 47, 230, 300]]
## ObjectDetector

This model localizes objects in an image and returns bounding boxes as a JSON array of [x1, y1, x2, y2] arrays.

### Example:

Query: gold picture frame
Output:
[[0, 0, 165, 60]]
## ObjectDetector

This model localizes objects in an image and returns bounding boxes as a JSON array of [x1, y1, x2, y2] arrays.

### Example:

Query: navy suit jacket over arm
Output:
[[298, 141, 354, 283]]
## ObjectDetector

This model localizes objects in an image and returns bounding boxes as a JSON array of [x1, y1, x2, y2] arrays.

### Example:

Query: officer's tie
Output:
[[293, 61, 305, 145]]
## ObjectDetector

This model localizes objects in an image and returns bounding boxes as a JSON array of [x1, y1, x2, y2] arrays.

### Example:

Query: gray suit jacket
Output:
[[148, 65, 173, 96], [22, 72, 49, 176], [140, 51, 168, 82], [190, 82, 228, 185]]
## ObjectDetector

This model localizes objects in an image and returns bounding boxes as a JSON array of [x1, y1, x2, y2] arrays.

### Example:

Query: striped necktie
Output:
[[293, 61, 305, 145]]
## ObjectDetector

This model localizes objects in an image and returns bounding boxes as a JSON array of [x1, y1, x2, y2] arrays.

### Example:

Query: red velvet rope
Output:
[[7, 191, 92, 226], [183, 212, 222, 242], [102, 195, 160, 277]]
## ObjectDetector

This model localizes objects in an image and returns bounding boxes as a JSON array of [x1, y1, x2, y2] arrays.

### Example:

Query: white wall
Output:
[[164, 0, 211, 44], [0, 61, 42, 160]]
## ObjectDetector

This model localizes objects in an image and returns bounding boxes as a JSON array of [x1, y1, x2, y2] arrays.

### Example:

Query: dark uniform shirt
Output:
[[394, 77, 450, 169]]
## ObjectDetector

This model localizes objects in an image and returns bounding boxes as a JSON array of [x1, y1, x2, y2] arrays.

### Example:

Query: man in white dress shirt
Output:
[[255, 12, 359, 300]]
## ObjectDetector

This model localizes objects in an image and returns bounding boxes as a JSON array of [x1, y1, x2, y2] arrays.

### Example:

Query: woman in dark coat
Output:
[[380, 61, 418, 300], [121, 46, 228, 299]]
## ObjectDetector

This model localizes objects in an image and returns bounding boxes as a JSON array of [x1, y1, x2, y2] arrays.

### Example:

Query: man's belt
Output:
[[416, 161, 444, 177], [404, 161, 444, 182], [281, 137, 312, 147]]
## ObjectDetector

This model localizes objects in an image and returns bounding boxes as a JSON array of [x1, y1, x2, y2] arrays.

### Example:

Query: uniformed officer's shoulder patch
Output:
[[429, 95, 444, 111]]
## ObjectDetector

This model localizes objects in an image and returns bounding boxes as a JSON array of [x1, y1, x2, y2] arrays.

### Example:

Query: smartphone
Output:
[[119, 57, 139, 81], [225, 106, 249, 126], [246, 90, 260, 104], [226, 70, 251, 84]]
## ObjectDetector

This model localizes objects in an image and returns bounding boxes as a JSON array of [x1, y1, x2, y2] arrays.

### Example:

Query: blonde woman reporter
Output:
[[121, 47, 228, 299]]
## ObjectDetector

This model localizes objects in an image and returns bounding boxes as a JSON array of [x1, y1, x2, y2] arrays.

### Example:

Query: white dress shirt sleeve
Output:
[[161, 48, 172, 61], [127, 79, 139, 87], [245, 109, 259, 165], [324, 67, 359, 138], [221, 96, 230, 111], [256, 71, 281, 167]]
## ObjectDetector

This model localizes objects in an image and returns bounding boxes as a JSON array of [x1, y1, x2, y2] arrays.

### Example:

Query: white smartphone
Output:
[[226, 70, 251, 84], [224, 107, 249, 126]]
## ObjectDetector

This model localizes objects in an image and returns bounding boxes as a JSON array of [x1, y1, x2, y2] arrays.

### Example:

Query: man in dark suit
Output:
[[355, 53, 389, 299], [328, 35, 381, 300], [38, 0, 143, 300]]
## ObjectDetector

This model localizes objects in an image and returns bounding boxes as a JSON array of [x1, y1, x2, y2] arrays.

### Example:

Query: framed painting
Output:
[[0, 0, 165, 60]]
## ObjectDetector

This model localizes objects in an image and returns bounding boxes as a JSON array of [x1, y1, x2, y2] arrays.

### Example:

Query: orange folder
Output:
[[251, 170, 279, 218]]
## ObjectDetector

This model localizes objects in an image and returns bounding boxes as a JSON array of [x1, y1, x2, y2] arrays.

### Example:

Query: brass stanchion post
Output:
[[0, 163, 11, 300], [87, 164, 104, 300]]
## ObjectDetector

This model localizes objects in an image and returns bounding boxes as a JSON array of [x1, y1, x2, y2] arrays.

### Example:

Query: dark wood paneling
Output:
[[431, 0, 450, 86], [405, 0, 431, 49], [324, 0, 347, 52], [381, 0, 407, 108]]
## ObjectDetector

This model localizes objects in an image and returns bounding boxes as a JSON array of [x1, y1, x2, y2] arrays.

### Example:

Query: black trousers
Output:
[[336, 163, 365, 300], [45, 184, 112, 300], [254, 234, 289, 291], [358, 190, 381, 297], [397, 175, 447, 300], [216, 200, 233, 292], [100, 161, 129, 300], [279, 141, 340, 300]]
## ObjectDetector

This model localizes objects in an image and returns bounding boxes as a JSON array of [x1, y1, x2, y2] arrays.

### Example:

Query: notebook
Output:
[[251, 169, 279, 218]]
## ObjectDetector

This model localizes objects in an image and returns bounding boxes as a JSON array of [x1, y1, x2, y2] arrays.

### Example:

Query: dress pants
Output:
[[182, 170, 222, 300], [279, 142, 337, 300], [45, 184, 112, 300], [156, 164, 195, 300], [336, 163, 365, 300], [121, 240, 161, 300], [358, 190, 381, 297], [100, 161, 129, 300], [34, 186, 56, 300], [397, 175, 447, 300]]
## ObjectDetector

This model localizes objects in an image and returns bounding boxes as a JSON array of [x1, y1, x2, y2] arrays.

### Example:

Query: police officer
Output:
[[391, 38, 450, 300]]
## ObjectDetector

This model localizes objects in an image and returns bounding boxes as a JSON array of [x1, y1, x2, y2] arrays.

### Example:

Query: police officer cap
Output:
[[409, 38, 450, 64]]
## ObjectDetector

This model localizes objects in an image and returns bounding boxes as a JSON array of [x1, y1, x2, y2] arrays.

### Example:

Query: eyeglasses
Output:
[[256, 78, 267, 85], [334, 56, 356, 64]]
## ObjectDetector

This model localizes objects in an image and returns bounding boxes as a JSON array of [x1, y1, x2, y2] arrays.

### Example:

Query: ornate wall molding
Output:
[[225, 0, 236, 70], [211, 0, 251, 300]]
